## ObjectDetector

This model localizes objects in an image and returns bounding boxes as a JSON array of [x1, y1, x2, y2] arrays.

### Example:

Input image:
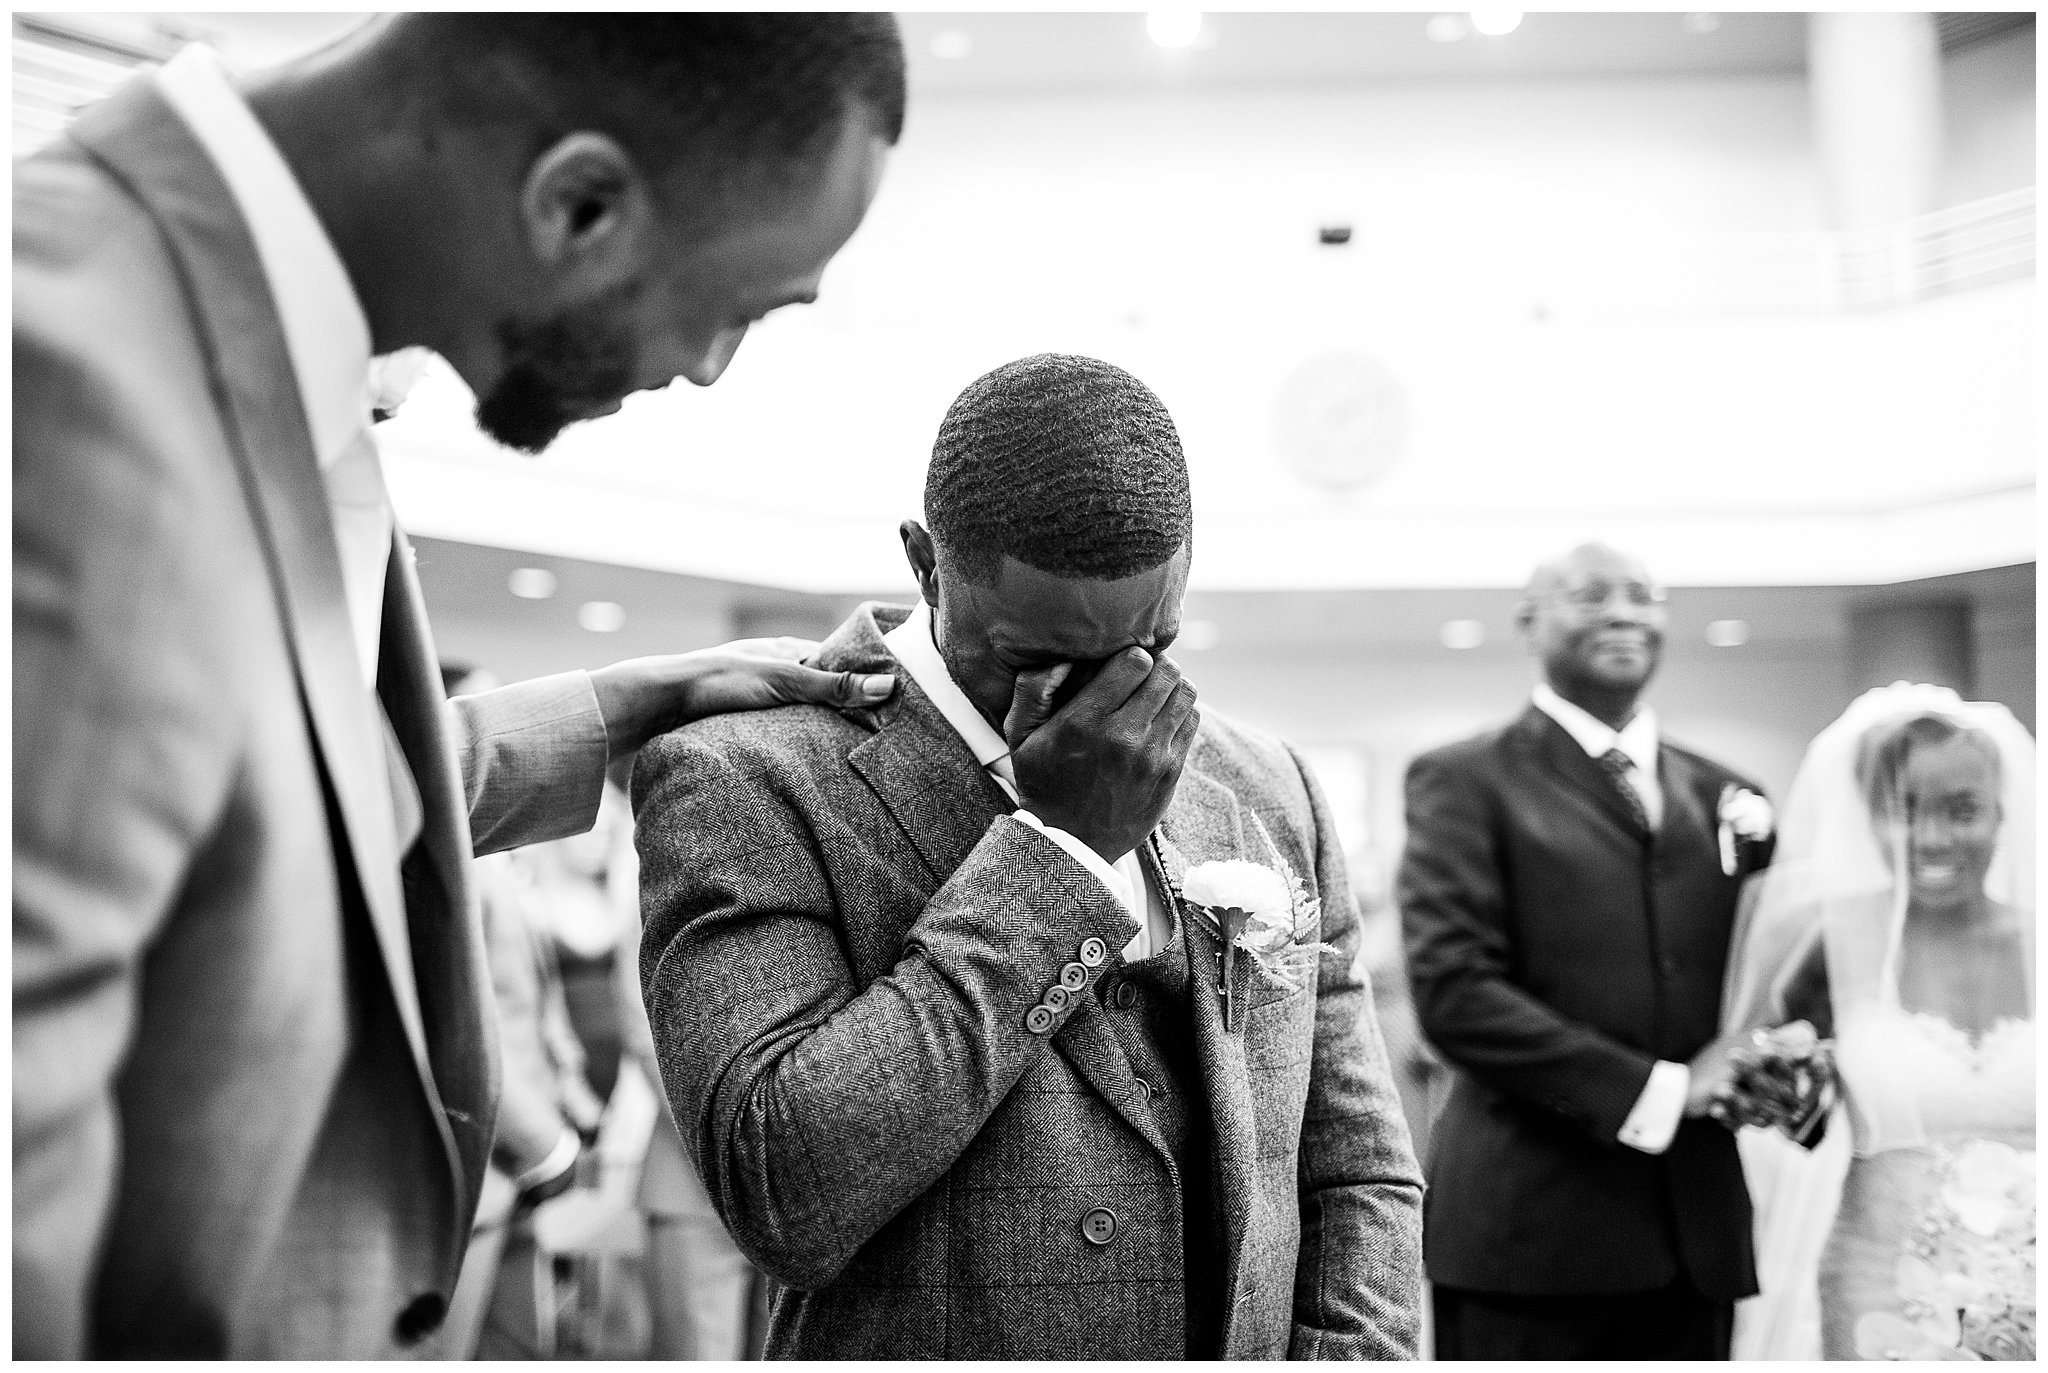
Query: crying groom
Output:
[[633, 354, 1423, 1359]]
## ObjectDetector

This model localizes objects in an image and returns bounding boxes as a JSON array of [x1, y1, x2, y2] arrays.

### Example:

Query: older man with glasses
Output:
[[1396, 542, 1781, 1360]]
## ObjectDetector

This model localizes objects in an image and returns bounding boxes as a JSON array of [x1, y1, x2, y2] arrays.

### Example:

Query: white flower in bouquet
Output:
[[1944, 1141, 2031, 1238]]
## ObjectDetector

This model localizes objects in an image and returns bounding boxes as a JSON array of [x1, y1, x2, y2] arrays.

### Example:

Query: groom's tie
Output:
[[1598, 748, 1652, 832]]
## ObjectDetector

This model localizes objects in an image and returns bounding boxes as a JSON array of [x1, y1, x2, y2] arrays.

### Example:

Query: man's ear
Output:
[[519, 132, 649, 281], [899, 520, 942, 606], [1511, 598, 1538, 648]]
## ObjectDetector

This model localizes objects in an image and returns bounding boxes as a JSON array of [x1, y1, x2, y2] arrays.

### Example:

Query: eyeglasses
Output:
[[1548, 580, 1668, 612]]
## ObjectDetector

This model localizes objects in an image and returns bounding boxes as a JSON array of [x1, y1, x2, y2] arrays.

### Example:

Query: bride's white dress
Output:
[[1817, 1006, 2034, 1360]]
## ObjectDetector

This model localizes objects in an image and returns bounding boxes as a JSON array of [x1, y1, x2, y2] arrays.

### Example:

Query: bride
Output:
[[1723, 683, 2034, 1361]]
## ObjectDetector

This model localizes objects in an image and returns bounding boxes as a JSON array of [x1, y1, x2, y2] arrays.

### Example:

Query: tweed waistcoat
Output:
[[1100, 906, 1224, 1357]]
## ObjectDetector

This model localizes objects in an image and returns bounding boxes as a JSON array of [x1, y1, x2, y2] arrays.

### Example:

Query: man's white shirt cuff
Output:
[[1008, 811, 1142, 929], [1617, 1060, 1690, 1154], [513, 1127, 580, 1193]]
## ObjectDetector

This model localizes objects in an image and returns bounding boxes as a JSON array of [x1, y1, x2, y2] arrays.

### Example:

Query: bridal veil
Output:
[[1723, 682, 2035, 1359]]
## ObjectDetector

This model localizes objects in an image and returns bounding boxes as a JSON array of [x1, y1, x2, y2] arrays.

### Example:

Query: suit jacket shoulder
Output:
[[1662, 735, 1768, 798], [636, 702, 873, 822], [1188, 709, 1311, 810], [1406, 719, 1518, 780]]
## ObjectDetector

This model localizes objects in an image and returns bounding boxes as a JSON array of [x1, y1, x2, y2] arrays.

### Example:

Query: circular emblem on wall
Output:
[[1271, 351, 1411, 492]]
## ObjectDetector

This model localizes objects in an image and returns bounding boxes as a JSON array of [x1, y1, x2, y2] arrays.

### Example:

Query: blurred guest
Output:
[[519, 798, 637, 1102], [13, 16, 905, 1355], [1724, 685, 2034, 1361], [437, 665, 602, 1357], [635, 355, 1423, 1358], [1398, 542, 1787, 1359]]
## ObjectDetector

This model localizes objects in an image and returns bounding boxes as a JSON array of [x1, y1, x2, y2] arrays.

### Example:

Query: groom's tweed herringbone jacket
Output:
[[634, 604, 1424, 1359]]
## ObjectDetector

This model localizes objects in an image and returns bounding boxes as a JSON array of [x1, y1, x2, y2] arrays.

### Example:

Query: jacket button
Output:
[[1024, 1005, 1057, 1035], [1080, 1207, 1119, 1245], [394, 1292, 446, 1345], [1078, 937, 1108, 968], [1041, 984, 1071, 1012], [1058, 961, 1089, 992], [1113, 981, 1139, 1010], [1134, 1076, 1155, 1101]]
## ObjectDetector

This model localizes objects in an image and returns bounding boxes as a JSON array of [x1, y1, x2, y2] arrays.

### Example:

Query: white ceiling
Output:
[[896, 11, 1813, 95], [17, 11, 2037, 593]]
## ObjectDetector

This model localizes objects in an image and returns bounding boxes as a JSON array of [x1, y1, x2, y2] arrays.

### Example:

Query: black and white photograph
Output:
[[12, 8, 2035, 1361]]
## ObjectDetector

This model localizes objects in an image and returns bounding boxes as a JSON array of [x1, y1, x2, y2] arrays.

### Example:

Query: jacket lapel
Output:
[[831, 619, 1172, 1153], [378, 531, 497, 1213], [68, 84, 450, 1156], [1519, 705, 1649, 840], [1159, 763, 1262, 1336], [836, 612, 1263, 1307], [845, 679, 1015, 889]]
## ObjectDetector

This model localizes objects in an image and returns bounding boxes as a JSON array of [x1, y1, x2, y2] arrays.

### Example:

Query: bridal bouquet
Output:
[[1858, 1142, 2036, 1361]]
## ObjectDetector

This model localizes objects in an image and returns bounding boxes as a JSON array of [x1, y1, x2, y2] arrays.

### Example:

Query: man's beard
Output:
[[475, 282, 641, 455]]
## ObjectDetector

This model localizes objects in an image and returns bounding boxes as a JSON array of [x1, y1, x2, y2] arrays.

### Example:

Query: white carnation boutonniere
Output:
[[1717, 784, 1774, 877], [1173, 814, 1336, 1031]]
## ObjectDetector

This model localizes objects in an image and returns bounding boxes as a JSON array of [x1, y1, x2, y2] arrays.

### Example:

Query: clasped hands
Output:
[[1687, 1020, 1836, 1135]]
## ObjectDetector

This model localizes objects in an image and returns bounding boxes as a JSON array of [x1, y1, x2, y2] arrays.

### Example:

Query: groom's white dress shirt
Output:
[[884, 602, 1170, 963], [1530, 683, 1689, 1155]]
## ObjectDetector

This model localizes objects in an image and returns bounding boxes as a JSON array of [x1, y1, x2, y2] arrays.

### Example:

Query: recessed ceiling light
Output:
[[508, 567, 557, 600], [1147, 11, 1203, 49], [1426, 13, 1471, 43], [1682, 12, 1722, 35], [1706, 619, 1750, 647], [1178, 620, 1222, 651], [1440, 619, 1486, 650], [578, 601, 626, 633], [1470, 9, 1524, 37], [929, 28, 972, 61]]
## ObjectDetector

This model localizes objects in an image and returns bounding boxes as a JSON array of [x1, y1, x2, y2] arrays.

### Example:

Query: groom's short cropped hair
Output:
[[925, 354, 1192, 585], [410, 14, 906, 218]]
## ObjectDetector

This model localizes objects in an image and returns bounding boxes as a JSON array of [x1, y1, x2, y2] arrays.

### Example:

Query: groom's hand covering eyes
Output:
[[1004, 647, 1200, 863]]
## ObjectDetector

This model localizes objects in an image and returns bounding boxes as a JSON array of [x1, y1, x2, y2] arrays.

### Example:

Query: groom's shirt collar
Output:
[[882, 601, 1014, 778], [155, 45, 374, 474], [882, 602, 1165, 961]]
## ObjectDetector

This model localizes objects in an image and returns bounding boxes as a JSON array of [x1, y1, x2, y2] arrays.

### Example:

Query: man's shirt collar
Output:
[[155, 44, 373, 471], [882, 602, 1013, 776], [1532, 680, 1659, 777]]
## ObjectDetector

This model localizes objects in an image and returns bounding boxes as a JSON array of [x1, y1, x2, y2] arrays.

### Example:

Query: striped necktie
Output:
[[1598, 748, 1652, 832]]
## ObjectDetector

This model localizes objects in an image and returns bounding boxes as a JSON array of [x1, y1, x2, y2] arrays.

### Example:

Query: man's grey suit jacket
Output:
[[14, 77, 611, 1357], [635, 603, 1424, 1359]]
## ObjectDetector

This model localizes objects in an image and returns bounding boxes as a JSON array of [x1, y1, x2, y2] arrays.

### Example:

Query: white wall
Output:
[[381, 65, 2033, 593]]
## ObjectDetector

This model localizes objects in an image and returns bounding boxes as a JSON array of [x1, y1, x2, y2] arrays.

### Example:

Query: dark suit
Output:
[[634, 603, 1424, 1359], [1397, 705, 1773, 1358], [14, 77, 611, 1356]]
